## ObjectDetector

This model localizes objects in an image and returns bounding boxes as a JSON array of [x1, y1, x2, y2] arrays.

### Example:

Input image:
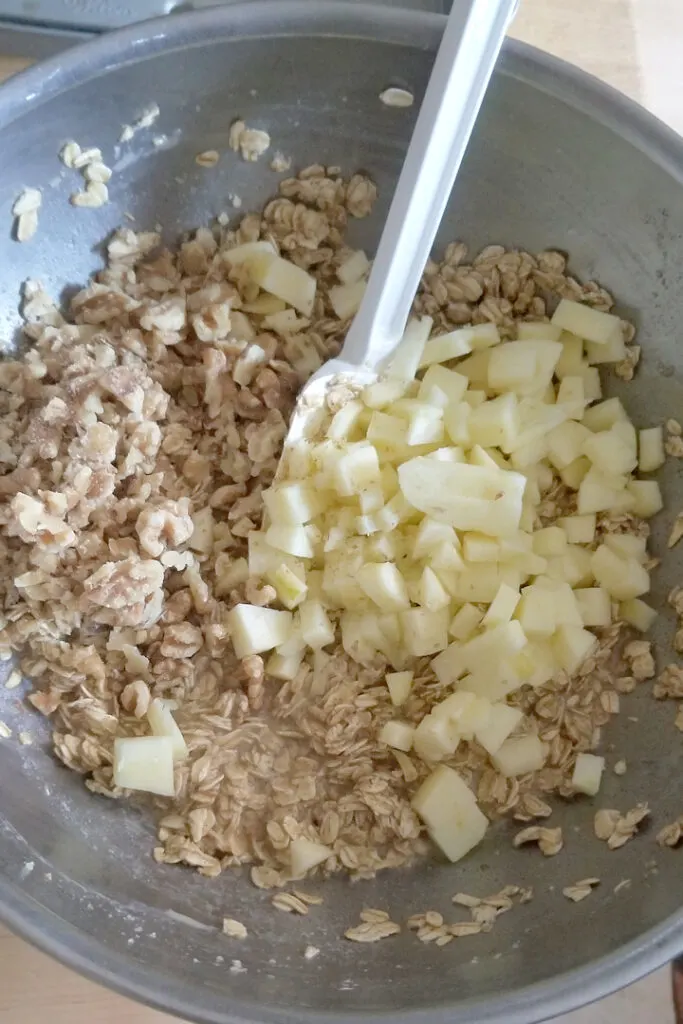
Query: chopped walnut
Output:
[[135, 500, 194, 558], [665, 435, 683, 458], [654, 664, 683, 700]]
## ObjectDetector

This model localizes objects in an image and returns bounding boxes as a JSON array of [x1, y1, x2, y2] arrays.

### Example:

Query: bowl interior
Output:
[[1, 8, 683, 1024]]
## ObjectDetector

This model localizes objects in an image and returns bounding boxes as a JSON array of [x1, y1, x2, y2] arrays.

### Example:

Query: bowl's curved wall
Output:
[[1, 6, 683, 1024]]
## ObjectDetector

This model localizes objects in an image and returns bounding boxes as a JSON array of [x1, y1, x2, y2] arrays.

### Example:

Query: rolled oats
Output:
[[222, 917, 247, 938], [344, 919, 400, 943], [513, 826, 563, 857], [563, 878, 599, 902]]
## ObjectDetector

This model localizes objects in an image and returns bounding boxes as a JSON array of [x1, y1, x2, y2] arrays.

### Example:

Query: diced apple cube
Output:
[[571, 753, 605, 796], [432, 621, 527, 686], [375, 492, 414, 533], [546, 420, 592, 469], [386, 670, 413, 706], [532, 527, 568, 557], [482, 582, 520, 628], [517, 321, 562, 342], [488, 342, 538, 393], [467, 393, 519, 452], [558, 514, 596, 544], [264, 483, 327, 525], [516, 586, 556, 636], [248, 252, 317, 315], [413, 518, 457, 558], [379, 720, 415, 752], [449, 603, 483, 641], [113, 736, 175, 797], [290, 837, 332, 877], [401, 607, 449, 656], [386, 316, 433, 380], [585, 332, 627, 364], [225, 239, 277, 265], [577, 468, 626, 515], [463, 532, 500, 563], [604, 533, 647, 562], [146, 699, 188, 762], [582, 397, 627, 432], [591, 546, 650, 600], [579, 365, 602, 401], [492, 734, 546, 776], [299, 599, 335, 649], [619, 598, 657, 632], [553, 624, 598, 675], [357, 562, 410, 610], [405, 408, 445, 446], [270, 564, 308, 610], [638, 427, 665, 472], [559, 457, 591, 491], [551, 299, 623, 347], [556, 376, 586, 419], [327, 399, 365, 441], [334, 444, 381, 496], [413, 713, 460, 762], [412, 765, 488, 863], [627, 479, 663, 518], [418, 364, 469, 406], [337, 248, 370, 284], [227, 604, 293, 658], [475, 704, 523, 756], [444, 402, 471, 445], [265, 649, 305, 681], [362, 378, 412, 410], [582, 427, 637, 475], [266, 524, 315, 559], [574, 587, 612, 627], [417, 566, 451, 610], [459, 668, 521, 703], [398, 458, 526, 537], [367, 410, 408, 447], [555, 333, 584, 378]]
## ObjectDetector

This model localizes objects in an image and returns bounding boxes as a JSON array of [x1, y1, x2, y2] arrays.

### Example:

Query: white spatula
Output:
[[284, 0, 519, 446]]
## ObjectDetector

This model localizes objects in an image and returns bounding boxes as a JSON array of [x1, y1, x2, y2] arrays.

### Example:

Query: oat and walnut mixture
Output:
[[0, 164, 668, 890]]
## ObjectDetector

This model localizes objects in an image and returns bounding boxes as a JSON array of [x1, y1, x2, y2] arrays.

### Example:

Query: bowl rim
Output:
[[1, 3, 683, 1023]]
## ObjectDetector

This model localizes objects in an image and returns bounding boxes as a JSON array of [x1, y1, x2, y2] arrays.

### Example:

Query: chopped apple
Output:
[[444, 402, 471, 445], [627, 479, 663, 518], [487, 342, 537, 393], [604, 533, 647, 562], [265, 649, 304, 680], [556, 375, 586, 419], [327, 400, 365, 441], [227, 604, 293, 658], [558, 514, 596, 545], [546, 420, 592, 469], [264, 482, 327, 525], [405, 408, 445, 447], [436, 693, 492, 738], [271, 564, 308, 609], [398, 458, 526, 537], [146, 699, 188, 762], [492, 734, 546, 777], [475, 704, 523, 756], [367, 410, 408, 447], [290, 837, 332, 877], [579, 365, 602, 401], [574, 587, 612, 627], [571, 753, 605, 796], [248, 252, 317, 316], [553, 624, 597, 674], [379, 720, 415, 752], [375, 492, 415, 533], [401, 606, 450, 656], [550, 298, 623, 347], [413, 518, 458, 558], [113, 736, 175, 797], [554, 333, 584, 378], [224, 239, 277, 265], [559, 456, 591, 490], [517, 321, 562, 342], [357, 562, 410, 610], [412, 765, 488, 863], [299, 599, 335, 649], [417, 566, 451, 610], [337, 249, 370, 285], [467, 393, 519, 452], [638, 427, 665, 472], [577, 467, 627, 515], [582, 397, 627, 432], [532, 527, 568, 558], [431, 621, 527, 686], [482, 582, 520, 628], [413, 713, 460, 762], [516, 585, 556, 636], [266, 524, 315, 559], [585, 332, 627, 364], [386, 670, 414, 706], [418, 364, 469, 406], [619, 598, 657, 632], [386, 316, 433, 380], [449, 603, 484, 641], [582, 426, 637, 475], [362, 378, 412, 410], [459, 668, 521, 703], [334, 444, 381, 496], [591, 545, 649, 600], [463, 533, 500, 563]]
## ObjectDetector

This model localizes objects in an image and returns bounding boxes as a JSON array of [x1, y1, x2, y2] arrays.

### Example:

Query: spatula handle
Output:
[[340, 0, 519, 370]]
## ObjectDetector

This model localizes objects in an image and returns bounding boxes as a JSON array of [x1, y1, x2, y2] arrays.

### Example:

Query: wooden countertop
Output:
[[0, 2, 680, 1022]]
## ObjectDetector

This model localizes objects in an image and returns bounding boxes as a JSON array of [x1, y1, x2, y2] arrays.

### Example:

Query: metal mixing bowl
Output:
[[1, 4, 683, 1022]]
